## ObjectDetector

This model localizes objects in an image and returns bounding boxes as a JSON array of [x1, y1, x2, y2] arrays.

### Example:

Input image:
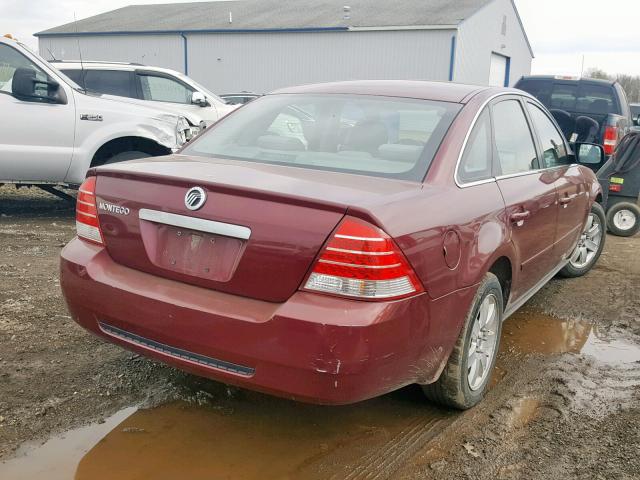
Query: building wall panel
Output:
[[185, 29, 454, 93], [39, 35, 185, 72], [454, 0, 532, 86]]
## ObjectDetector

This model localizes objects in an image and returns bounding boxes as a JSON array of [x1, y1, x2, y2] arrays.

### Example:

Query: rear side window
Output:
[[527, 102, 570, 168], [458, 109, 493, 183], [82, 70, 133, 98], [138, 74, 194, 104], [183, 94, 461, 181], [492, 100, 538, 175]]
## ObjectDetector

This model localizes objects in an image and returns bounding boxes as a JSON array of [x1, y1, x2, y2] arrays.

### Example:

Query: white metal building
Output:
[[36, 0, 533, 94]]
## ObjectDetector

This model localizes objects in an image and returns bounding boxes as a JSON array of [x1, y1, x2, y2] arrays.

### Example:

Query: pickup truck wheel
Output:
[[559, 203, 606, 278], [606, 202, 640, 237], [422, 273, 503, 410], [104, 151, 151, 165]]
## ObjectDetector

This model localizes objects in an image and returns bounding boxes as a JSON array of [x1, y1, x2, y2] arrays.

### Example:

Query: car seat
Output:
[[575, 116, 600, 144], [549, 109, 575, 141]]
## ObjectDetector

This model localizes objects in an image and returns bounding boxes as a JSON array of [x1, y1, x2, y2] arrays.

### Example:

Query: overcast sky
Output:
[[2, 0, 640, 77]]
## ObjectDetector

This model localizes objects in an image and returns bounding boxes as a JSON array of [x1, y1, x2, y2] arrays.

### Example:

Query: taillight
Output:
[[603, 126, 618, 156], [304, 217, 424, 300], [609, 183, 622, 192], [76, 176, 103, 245]]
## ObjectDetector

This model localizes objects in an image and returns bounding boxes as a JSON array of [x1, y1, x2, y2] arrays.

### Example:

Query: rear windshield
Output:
[[517, 80, 618, 115], [182, 94, 461, 181]]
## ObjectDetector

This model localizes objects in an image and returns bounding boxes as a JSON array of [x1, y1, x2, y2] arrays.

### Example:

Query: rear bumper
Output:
[[60, 238, 473, 404]]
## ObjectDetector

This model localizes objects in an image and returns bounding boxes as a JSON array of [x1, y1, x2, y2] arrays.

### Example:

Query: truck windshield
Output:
[[182, 94, 460, 181]]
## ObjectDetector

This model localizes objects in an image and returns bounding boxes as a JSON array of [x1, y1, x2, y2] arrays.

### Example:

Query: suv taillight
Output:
[[603, 126, 618, 155], [76, 176, 103, 245], [303, 217, 424, 300]]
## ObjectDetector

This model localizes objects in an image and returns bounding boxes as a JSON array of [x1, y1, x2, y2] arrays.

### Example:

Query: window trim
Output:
[[455, 92, 576, 189], [524, 100, 571, 169], [456, 107, 494, 184]]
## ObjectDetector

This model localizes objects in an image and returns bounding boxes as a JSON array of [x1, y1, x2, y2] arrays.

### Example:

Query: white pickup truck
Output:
[[0, 36, 195, 192]]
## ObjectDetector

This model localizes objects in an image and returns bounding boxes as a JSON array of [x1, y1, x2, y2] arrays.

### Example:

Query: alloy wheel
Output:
[[612, 209, 637, 232], [467, 293, 499, 391], [569, 213, 603, 269]]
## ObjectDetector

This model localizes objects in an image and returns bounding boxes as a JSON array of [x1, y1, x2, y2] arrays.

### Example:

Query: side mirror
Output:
[[191, 91, 207, 107], [575, 142, 606, 171], [12, 67, 66, 104]]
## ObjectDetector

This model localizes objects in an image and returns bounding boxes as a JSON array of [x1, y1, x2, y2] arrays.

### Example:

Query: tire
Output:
[[422, 273, 503, 410], [606, 202, 640, 237], [559, 202, 606, 278], [103, 151, 151, 165]]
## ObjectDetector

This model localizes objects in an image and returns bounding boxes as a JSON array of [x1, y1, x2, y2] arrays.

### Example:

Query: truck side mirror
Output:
[[12, 67, 66, 104], [191, 91, 208, 107], [575, 142, 606, 171]]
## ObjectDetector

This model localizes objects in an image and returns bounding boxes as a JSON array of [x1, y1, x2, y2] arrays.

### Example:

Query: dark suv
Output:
[[515, 76, 632, 157]]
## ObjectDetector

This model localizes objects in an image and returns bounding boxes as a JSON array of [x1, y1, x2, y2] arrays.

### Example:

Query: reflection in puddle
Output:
[[502, 309, 640, 364], [508, 397, 540, 429], [1, 309, 637, 479]]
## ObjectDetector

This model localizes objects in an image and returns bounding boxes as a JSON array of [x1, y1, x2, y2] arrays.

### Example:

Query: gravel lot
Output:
[[0, 184, 638, 480]]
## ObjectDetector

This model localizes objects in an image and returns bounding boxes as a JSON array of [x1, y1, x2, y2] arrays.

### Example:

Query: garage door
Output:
[[489, 53, 509, 87]]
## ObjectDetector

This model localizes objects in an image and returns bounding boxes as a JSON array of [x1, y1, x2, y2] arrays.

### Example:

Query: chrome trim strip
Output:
[[335, 234, 385, 242], [318, 259, 402, 269], [139, 208, 251, 240], [325, 247, 394, 256]]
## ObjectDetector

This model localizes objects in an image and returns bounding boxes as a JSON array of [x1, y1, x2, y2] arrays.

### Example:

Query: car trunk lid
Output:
[[93, 156, 420, 302]]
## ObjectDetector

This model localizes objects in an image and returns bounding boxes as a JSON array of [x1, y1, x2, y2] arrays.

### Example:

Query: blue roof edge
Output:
[[35, 26, 349, 37]]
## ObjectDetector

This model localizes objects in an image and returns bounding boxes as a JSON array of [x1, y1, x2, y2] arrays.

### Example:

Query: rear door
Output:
[[492, 97, 559, 299], [525, 100, 589, 260], [63, 69, 137, 99]]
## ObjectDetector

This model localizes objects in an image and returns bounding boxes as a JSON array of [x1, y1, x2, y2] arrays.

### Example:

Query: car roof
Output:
[[271, 80, 496, 104], [52, 61, 180, 76], [517, 75, 616, 86]]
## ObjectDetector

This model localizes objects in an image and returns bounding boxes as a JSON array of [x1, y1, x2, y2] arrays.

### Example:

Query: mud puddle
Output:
[[1, 308, 636, 480], [502, 309, 640, 364], [0, 387, 454, 480]]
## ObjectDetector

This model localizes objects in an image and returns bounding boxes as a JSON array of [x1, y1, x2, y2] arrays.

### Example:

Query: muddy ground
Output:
[[0, 184, 638, 480]]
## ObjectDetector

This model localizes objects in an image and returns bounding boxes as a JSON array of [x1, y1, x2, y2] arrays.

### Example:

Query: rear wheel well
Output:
[[488, 257, 512, 307], [91, 137, 171, 167]]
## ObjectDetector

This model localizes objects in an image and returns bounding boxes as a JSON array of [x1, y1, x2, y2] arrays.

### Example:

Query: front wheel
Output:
[[559, 202, 606, 278], [606, 202, 640, 237], [422, 273, 503, 410]]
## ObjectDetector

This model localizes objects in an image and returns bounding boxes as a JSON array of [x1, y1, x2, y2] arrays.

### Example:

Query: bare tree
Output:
[[584, 68, 640, 103]]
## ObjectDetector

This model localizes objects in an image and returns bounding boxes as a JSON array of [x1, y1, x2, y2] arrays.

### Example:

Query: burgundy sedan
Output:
[[61, 81, 605, 409]]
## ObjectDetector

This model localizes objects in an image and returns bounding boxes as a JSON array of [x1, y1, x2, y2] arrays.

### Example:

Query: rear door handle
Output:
[[510, 211, 531, 225], [559, 194, 578, 206]]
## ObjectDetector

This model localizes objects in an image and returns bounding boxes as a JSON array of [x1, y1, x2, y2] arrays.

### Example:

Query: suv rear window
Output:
[[183, 94, 461, 181]]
